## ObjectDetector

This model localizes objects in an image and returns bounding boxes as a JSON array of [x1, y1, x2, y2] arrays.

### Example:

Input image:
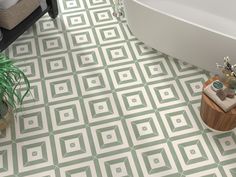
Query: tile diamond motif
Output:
[[136, 143, 178, 176], [125, 113, 165, 146], [172, 135, 215, 171], [91, 121, 129, 154], [116, 87, 153, 115], [17, 137, 53, 173], [54, 128, 92, 163]]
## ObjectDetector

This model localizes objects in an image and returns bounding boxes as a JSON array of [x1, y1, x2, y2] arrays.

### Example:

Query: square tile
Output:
[[17, 137, 53, 173], [159, 106, 200, 138], [95, 24, 125, 45], [49, 100, 85, 131], [15, 107, 48, 139], [54, 128, 92, 163], [59, 0, 85, 13], [45, 75, 78, 102], [207, 131, 236, 162], [0, 145, 13, 177], [125, 113, 165, 145], [148, 80, 186, 109], [77, 69, 111, 96], [63, 11, 90, 30], [90, 121, 129, 154], [136, 143, 178, 177], [179, 74, 208, 101], [139, 57, 174, 82], [116, 87, 153, 115], [84, 93, 119, 123], [101, 42, 134, 65], [108, 63, 142, 89], [38, 33, 67, 55], [172, 135, 215, 171], [67, 29, 96, 50], [90, 7, 116, 25], [60, 160, 97, 177], [42, 53, 73, 78], [98, 151, 138, 177]]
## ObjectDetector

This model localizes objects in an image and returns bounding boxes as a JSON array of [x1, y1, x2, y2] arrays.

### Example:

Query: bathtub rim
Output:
[[131, 0, 236, 41]]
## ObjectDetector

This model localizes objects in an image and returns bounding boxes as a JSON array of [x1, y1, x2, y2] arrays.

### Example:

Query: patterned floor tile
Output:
[[49, 100, 84, 131], [223, 163, 236, 177], [63, 11, 91, 30], [17, 81, 44, 108], [125, 113, 165, 146], [207, 131, 236, 162], [98, 151, 139, 177], [86, 0, 111, 9], [16, 137, 53, 173], [139, 57, 174, 83], [179, 74, 208, 101], [169, 57, 203, 76], [89, 7, 116, 26], [36, 15, 63, 35], [41, 53, 73, 78], [148, 80, 186, 109], [116, 87, 153, 116], [2, 0, 233, 176], [14, 58, 41, 81], [77, 69, 111, 95], [101, 41, 134, 66], [84, 93, 119, 123], [130, 40, 160, 60], [108, 63, 143, 89], [122, 22, 136, 40], [0, 128, 11, 143], [90, 120, 129, 154], [72, 47, 103, 71], [59, 160, 97, 177], [54, 128, 92, 163], [67, 29, 97, 50], [38, 33, 67, 55], [184, 167, 223, 177], [15, 107, 48, 139], [95, 24, 125, 45], [59, 0, 85, 13], [135, 143, 178, 177], [172, 135, 215, 171], [21, 169, 56, 177], [0, 145, 13, 176], [45, 75, 78, 103], [159, 106, 199, 138], [8, 38, 37, 59]]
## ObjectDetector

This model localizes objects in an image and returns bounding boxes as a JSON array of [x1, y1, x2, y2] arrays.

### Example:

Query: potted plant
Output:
[[216, 56, 236, 89], [0, 53, 30, 130]]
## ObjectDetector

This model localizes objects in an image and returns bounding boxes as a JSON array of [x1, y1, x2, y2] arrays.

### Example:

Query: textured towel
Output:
[[204, 83, 236, 112]]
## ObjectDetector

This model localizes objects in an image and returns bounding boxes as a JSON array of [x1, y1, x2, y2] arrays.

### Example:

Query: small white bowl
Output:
[[0, 0, 19, 10]]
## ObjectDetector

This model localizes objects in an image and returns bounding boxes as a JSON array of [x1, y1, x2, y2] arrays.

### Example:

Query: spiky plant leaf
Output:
[[0, 53, 30, 119]]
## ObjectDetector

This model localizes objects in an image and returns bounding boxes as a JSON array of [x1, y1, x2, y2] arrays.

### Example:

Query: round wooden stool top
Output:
[[200, 76, 236, 131]]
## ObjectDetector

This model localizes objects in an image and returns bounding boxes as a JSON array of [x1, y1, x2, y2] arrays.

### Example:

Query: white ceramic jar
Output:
[[0, 0, 19, 10]]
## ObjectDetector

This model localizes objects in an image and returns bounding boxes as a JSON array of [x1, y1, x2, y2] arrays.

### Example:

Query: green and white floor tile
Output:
[[1, 0, 236, 176]]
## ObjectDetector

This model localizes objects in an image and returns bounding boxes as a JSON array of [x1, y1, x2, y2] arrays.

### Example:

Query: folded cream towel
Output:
[[204, 83, 236, 112]]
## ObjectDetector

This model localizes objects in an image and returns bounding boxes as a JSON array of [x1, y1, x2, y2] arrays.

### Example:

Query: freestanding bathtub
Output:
[[124, 0, 236, 72]]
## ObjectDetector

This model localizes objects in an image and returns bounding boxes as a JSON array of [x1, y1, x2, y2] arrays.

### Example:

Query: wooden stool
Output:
[[200, 76, 236, 131]]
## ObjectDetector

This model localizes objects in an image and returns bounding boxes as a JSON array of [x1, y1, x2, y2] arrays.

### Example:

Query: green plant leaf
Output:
[[0, 53, 30, 119]]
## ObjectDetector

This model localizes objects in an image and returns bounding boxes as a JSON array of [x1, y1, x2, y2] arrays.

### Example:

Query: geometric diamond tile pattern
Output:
[[2, 0, 233, 176]]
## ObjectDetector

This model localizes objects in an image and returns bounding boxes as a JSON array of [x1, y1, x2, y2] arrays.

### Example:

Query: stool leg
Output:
[[46, 0, 58, 19]]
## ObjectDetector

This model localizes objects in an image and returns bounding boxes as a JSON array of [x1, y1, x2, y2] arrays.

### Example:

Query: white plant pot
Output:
[[0, 0, 19, 10]]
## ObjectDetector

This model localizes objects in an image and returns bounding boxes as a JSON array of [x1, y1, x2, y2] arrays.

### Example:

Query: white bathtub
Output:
[[124, 0, 236, 72]]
